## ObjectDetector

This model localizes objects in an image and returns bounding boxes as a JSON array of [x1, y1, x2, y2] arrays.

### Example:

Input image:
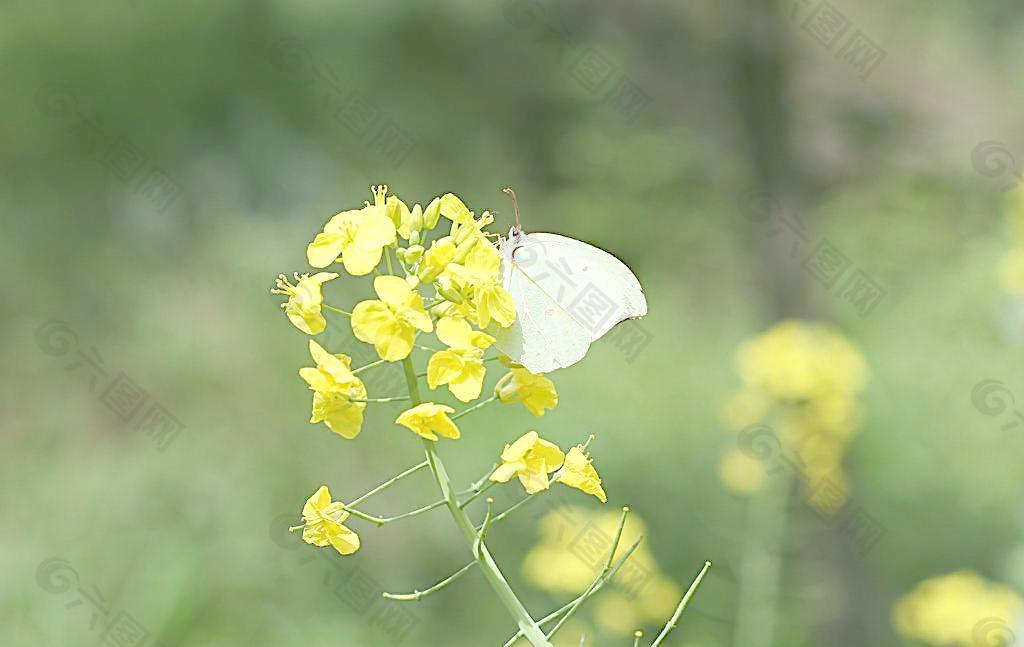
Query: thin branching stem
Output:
[[382, 561, 475, 602], [342, 498, 447, 527], [452, 395, 498, 420], [323, 304, 351, 316], [501, 536, 644, 647], [352, 358, 388, 374], [350, 396, 410, 404], [400, 356, 551, 646], [649, 560, 713, 647], [346, 461, 429, 507], [545, 507, 631, 639]]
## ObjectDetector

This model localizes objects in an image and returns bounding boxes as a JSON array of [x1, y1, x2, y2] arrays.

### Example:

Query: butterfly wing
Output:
[[492, 232, 647, 373]]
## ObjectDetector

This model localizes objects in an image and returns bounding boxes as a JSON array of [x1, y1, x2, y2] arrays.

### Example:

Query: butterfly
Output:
[[491, 189, 648, 373]]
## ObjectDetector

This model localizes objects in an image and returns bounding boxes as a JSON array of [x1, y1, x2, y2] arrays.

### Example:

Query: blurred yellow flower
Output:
[[717, 446, 764, 494], [490, 431, 564, 494], [734, 320, 868, 402], [395, 402, 460, 440], [271, 272, 339, 335], [496, 368, 558, 416], [999, 247, 1024, 295], [719, 320, 868, 499], [427, 317, 495, 402], [293, 485, 360, 556], [351, 275, 433, 361], [299, 340, 366, 439], [557, 446, 607, 502], [893, 571, 1023, 646], [522, 507, 680, 635], [306, 185, 397, 276]]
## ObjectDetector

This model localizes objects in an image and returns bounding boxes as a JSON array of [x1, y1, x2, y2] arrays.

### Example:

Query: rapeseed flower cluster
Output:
[[272, 185, 600, 558], [718, 320, 868, 504], [893, 571, 1023, 646]]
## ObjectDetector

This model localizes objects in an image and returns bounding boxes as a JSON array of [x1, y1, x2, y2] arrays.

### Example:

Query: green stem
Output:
[[649, 560, 713, 647], [382, 561, 475, 602], [451, 395, 498, 420], [545, 507, 630, 639], [400, 357, 552, 647], [732, 473, 788, 647], [323, 304, 351, 316], [502, 537, 644, 647], [352, 358, 388, 375], [633, 631, 643, 647], [347, 461, 428, 507], [458, 480, 496, 509], [342, 498, 447, 527], [350, 396, 409, 404]]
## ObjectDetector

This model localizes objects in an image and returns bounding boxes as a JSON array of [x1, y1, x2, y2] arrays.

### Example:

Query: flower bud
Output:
[[423, 197, 441, 229], [405, 244, 424, 264]]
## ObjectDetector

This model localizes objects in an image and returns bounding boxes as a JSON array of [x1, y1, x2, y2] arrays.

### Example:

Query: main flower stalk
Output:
[[400, 357, 552, 647]]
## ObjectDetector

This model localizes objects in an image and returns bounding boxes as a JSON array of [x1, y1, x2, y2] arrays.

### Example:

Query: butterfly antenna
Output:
[[502, 187, 522, 231]]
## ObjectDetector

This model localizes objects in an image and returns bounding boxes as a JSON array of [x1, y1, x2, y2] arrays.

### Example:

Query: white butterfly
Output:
[[491, 190, 648, 373]]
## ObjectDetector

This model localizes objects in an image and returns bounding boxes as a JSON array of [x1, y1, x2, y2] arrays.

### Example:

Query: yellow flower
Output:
[[271, 272, 339, 335], [292, 485, 360, 556], [473, 281, 516, 328], [490, 431, 565, 494], [556, 445, 607, 502], [299, 340, 367, 439], [395, 403, 460, 440], [306, 185, 397, 275], [351, 275, 433, 361], [442, 230, 516, 328], [893, 571, 1024, 646], [439, 192, 474, 225], [418, 236, 457, 283], [427, 317, 495, 402], [496, 368, 558, 416]]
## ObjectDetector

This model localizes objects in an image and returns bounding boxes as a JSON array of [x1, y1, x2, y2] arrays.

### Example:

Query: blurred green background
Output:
[[5, 1, 1024, 645]]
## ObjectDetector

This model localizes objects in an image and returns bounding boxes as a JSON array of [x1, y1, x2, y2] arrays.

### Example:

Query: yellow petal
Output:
[[489, 463, 519, 483], [374, 275, 413, 309], [427, 350, 465, 389], [448, 360, 485, 402], [439, 193, 474, 225], [328, 525, 361, 555], [518, 468, 551, 494], [342, 243, 384, 276], [501, 431, 540, 462], [307, 232, 345, 268], [351, 300, 394, 344], [287, 309, 326, 335], [436, 316, 473, 349], [359, 206, 398, 248], [373, 320, 415, 361]]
